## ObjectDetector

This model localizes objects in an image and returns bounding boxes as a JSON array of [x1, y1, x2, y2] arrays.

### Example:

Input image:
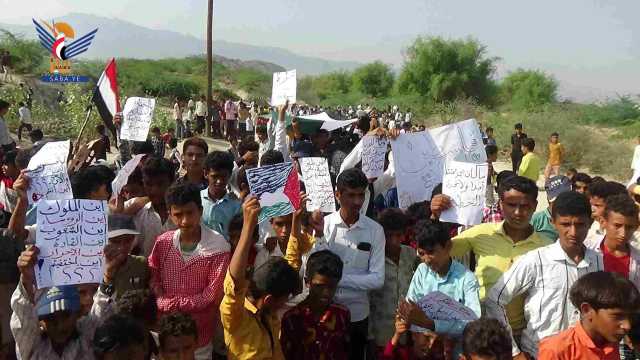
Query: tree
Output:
[[398, 36, 498, 104], [500, 69, 558, 110], [0, 30, 47, 74], [313, 71, 352, 101], [351, 61, 394, 98]]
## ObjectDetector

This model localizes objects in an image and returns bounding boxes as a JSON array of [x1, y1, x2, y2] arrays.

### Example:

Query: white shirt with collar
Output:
[[312, 211, 385, 322], [126, 199, 177, 257], [584, 234, 640, 289], [18, 106, 31, 123], [485, 241, 603, 357]]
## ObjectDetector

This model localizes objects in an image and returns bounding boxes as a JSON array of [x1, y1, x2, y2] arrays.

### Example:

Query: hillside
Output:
[[0, 13, 360, 75]]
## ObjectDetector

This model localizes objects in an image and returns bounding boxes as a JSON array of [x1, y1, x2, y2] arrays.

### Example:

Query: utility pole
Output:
[[206, 0, 213, 137]]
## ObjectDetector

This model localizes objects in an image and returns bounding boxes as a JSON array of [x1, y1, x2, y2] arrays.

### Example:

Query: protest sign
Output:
[[430, 119, 487, 164], [361, 135, 388, 179], [120, 97, 156, 141], [111, 154, 145, 199], [25, 140, 73, 205], [34, 199, 108, 288], [299, 157, 336, 213], [391, 132, 442, 208], [440, 161, 489, 225], [416, 291, 478, 322], [391, 119, 486, 208], [246, 162, 301, 223], [271, 69, 296, 106]]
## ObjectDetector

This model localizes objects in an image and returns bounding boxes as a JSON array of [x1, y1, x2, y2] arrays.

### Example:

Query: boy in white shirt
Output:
[[486, 191, 603, 359]]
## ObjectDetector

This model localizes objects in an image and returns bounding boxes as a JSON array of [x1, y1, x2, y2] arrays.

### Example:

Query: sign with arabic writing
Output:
[[35, 199, 108, 288]]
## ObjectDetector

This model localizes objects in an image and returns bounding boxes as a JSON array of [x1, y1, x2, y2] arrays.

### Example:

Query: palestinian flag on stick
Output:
[[92, 58, 120, 141], [271, 111, 357, 135]]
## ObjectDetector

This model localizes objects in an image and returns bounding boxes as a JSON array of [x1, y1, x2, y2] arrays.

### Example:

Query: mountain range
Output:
[[0, 12, 361, 75]]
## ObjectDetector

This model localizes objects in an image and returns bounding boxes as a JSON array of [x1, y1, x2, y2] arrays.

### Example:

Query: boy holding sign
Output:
[[10, 239, 125, 359]]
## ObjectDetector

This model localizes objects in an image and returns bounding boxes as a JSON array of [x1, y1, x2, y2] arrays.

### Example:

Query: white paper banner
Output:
[[120, 97, 156, 141], [271, 69, 297, 106]]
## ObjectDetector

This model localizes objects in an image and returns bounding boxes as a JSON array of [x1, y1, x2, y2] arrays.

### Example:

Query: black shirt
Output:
[[511, 132, 527, 152]]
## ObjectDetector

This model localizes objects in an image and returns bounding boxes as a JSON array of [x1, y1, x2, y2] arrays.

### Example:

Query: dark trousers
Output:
[[511, 151, 523, 173], [349, 318, 368, 360]]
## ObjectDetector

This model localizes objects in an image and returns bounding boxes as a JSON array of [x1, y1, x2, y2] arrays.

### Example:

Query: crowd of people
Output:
[[0, 93, 640, 360]]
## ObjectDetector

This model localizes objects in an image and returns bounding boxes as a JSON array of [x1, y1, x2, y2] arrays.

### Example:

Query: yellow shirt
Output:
[[284, 232, 316, 272], [518, 152, 542, 183], [548, 143, 565, 166], [219, 271, 284, 360], [452, 221, 551, 330]]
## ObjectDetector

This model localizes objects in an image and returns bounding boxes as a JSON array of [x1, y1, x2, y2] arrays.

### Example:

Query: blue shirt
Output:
[[200, 189, 241, 240], [406, 259, 481, 339]]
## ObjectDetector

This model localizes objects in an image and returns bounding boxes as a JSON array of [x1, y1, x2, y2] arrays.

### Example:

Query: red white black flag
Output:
[[92, 58, 120, 141]]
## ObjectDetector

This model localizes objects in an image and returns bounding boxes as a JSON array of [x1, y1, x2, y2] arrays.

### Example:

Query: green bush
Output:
[[397, 36, 498, 105], [500, 69, 558, 110], [0, 30, 47, 74], [351, 61, 394, 98]]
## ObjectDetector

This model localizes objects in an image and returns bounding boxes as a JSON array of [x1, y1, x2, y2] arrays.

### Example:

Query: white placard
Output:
[[25, 140, 73, 205], [111, 154, 145, 199], [35, 199, 108, 288], [299, 157, 336, 213], [416, 291, 478, 322], [440, 161, 488, 225], [271, 69, 297, 106], [361, 135, 388, 179], [391, 119, 486, 208], [120, 97, 156, 141]]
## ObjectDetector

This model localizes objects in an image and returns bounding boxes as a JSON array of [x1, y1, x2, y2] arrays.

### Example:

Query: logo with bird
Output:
[[32, 19, 98, 74]]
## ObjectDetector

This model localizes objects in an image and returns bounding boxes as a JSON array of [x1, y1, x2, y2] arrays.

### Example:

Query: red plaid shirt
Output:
[[148, 227, 230, 347]]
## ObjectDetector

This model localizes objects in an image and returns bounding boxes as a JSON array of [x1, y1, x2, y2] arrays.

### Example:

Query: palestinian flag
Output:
[[245, 162, 300, 223], [92, 58, 120, 141], [271, 111, 357, 135]]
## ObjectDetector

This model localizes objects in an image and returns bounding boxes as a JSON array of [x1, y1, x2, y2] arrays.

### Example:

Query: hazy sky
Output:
[[1, 0, 638, 100]]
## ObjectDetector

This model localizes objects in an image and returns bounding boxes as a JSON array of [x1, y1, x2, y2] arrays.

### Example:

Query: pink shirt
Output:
[[148, 225, 230, 347], [224, 100, 237, 120]]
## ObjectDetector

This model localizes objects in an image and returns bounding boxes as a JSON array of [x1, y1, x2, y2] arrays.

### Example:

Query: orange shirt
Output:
[[548, 143, 565, 165], [538, 322, 619, 360]]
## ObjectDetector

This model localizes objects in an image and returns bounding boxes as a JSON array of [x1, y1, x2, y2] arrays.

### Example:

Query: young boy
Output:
[[11, 241, 123, 359], [178, 137, 208, 190], [254, 213, 293, 269], [370, 209, 418, 353], [538, 271, 640, 360], [398, 220, 481, 358], [432, 175, 551, 335], [256, 125, 271, 162], [584, 193, 640, 288], [486, 191, 603, 359], [311, 168, 386, 360], [148, 182, 230, 360], [518, 138, 542, 183], [280, 250, 350, 360], [92, 314, 148, 360], [461, 318, 512, 360], [530, 175, 573, 241], [220, 195, 299, 359], [158, 312, 198, 360], [485, 127, 497, 147], [125, 157, 177, 256], [510, 123, 527, 173], [150, 126, 165, 158], [585, 181, 628, 244], [106, 214, 149, 299], [572, 172, 592, 195], [201, 151, 241, 240], [545, 132, 565, 179]]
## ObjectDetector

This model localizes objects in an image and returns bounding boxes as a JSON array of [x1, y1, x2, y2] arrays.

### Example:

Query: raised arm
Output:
[[9, 172, 30, 241], [229, 196, 260, 286]]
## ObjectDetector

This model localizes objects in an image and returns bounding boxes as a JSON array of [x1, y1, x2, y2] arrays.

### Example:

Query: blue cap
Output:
[[36, 285, 81, 317]]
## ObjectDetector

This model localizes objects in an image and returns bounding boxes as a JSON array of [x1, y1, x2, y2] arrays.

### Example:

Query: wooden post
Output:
[[206, 0, 214, 137], [73, 105, 93, 154]]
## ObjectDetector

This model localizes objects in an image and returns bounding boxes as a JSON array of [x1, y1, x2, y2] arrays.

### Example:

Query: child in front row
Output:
[[397, 220, 481, 359], [220, 196, 299, 359], [538, 271, 640, 360], [280, 250, 351, 360]]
